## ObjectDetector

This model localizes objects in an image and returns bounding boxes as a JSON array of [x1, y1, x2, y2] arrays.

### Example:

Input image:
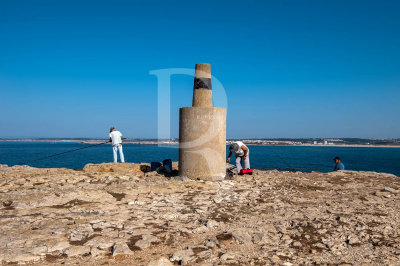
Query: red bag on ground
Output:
[[239, 169, 253, 175]]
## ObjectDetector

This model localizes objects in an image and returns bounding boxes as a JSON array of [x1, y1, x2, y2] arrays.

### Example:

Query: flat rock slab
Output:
[[0, 164, 399, 265]]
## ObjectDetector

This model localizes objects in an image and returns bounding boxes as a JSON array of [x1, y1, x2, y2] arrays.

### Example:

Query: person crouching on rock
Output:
[[109, 127, 125, 163], [227, 141, 250, 172]]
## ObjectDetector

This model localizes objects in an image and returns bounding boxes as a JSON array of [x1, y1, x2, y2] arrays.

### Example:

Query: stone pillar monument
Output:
[[179, 63, 226, 180]]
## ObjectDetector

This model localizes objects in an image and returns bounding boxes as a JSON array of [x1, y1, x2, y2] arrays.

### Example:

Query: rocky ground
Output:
[[0, 163, 399, 265]]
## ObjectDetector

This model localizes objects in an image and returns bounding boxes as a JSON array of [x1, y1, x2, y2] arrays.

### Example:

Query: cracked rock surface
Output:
[[0, 163, 399, 265]]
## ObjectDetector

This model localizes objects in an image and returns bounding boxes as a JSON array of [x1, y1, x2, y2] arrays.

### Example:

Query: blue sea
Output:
[[0, 142, 399, 176]]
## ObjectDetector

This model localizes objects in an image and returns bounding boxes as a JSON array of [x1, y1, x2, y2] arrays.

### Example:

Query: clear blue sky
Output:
[[1, 0, 399, 139]]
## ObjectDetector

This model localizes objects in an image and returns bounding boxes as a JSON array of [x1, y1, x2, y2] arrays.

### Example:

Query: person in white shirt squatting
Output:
[[227, 141, 250, 172], [109, 127, 125, 163]]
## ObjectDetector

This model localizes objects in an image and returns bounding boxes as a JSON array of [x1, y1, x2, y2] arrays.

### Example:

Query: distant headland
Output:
[[1, 138, 399, 148]]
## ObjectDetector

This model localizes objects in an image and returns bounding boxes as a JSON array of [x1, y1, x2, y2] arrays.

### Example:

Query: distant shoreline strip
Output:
[[1, 140, 399, 148]]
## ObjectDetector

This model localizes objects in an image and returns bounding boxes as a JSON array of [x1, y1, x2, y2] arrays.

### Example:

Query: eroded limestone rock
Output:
[[0, 163, 399, 265]]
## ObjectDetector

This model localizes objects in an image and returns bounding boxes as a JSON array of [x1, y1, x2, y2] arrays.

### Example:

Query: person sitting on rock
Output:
[[227, 141, 250, 172], [333, 156, 345, 171]]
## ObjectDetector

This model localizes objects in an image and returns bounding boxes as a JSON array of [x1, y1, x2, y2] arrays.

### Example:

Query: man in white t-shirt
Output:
[[227, 141, 250, 171], [109, 127, 125, 163]]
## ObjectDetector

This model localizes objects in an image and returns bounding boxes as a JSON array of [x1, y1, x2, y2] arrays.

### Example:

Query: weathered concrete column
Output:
[[192, 63, 212, 107], [179, 63, 226, 180]]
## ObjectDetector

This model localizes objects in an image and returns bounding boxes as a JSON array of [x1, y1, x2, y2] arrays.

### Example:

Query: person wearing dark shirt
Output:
[[333, 156, 345, 171]]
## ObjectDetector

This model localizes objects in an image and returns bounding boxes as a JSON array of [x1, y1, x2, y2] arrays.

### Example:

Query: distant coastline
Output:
[[1, 138, 399, 148], [285, 144, 400, 148]]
